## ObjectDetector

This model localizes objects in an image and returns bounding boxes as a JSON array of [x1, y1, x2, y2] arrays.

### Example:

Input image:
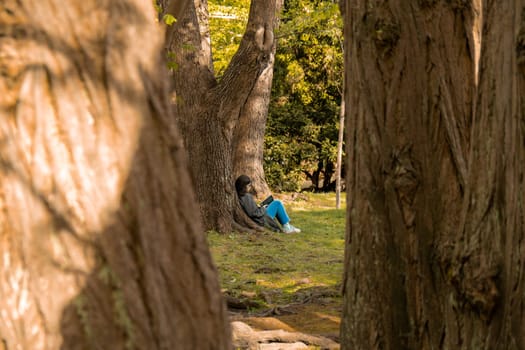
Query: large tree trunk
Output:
[[231, 0, 282, 200], [231, 55, 275, 198], [452, 0, 525, 347], [167, 0, 278, 232], [0, 1, 230, 348], [340, 1, 479, 348]]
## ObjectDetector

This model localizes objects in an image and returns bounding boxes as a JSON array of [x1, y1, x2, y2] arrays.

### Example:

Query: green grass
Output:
[[207, 192, 346, 309]]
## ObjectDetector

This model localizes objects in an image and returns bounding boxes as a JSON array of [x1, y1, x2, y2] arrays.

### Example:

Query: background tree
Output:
[[265, 0, 343, 192], [335, 90, 345, 209], [166, 0, 279, 232], [208, 0, 282, 198], [210, 0, 345, 195], [230, 0, 283, 198], [0, 0, 230, 348], [340, 0, 479, 348]]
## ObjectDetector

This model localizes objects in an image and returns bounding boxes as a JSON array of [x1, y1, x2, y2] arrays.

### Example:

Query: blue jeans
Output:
[[265, 200, 290, 225]]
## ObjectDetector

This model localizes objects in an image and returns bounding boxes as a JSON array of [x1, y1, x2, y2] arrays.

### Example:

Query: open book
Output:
[[260, 195, 274, 207]]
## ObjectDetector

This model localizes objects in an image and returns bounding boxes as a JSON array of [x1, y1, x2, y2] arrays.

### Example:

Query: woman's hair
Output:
[[235, 175, 251, 196]]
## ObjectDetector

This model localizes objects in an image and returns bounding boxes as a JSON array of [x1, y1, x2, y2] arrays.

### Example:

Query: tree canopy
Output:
[[209, 0, 249, 76], [268, 0, 343, 192]]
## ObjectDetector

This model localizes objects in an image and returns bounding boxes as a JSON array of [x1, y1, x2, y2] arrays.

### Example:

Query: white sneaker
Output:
[[283, 223, 301, 233]]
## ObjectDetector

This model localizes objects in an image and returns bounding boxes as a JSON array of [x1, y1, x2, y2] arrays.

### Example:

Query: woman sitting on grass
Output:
[[235, 175, 301, 233]]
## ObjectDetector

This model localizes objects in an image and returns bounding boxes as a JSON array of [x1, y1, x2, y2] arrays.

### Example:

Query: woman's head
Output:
[[235, 175, 251, 196]]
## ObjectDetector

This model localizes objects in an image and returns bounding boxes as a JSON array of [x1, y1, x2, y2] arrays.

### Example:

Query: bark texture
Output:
[[452, 0, 525, 347], [232, 0, 284, 198], [167, 0, 279, 232], [0, 1, 230, 349], [340, 0, 478, 348], [232, 54, 275, 199]]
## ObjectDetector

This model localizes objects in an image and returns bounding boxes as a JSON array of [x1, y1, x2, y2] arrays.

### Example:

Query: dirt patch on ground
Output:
[[230, 296, 342, 346]]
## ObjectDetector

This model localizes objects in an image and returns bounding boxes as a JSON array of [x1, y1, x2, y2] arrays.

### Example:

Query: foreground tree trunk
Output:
[[453, 0, 525, 347], [340, 0, 479, 348], [166, 0, 279, 232], [0, 1, 230, 348]]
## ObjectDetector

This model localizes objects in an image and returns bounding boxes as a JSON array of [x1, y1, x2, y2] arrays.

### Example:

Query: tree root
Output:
[[232, 220, 265, 234], [233, 201, 267, 233], [225, 294, 264, 310]]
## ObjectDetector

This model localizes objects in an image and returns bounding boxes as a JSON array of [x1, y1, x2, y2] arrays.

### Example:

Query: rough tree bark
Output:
[[451, 0, 525, 347], [0, 1, 230, 349], [231, 0, 283, 199], [166, 0, 279, 232], [340, 0, 480, 348], [231, 52, 276, 199]]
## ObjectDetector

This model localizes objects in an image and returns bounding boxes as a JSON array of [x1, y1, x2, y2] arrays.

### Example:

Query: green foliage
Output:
[[113, 289, 135, 350], [97, 265, 136, 349], [264, 135, 308, 192], [207, 0, 344, 192], [209, 0, 249, 77], [166, 52, 179, 70], [207, 193, 345, 307], [162, 13, 177, 26], [73, 294, 93, 341], [153, 2, 162, 15], [266, 0, 343, 192]]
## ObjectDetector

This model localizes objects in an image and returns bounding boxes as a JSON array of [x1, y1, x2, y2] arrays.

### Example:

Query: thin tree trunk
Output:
[[335, 97, 345, 209], [0, 1, 230, 348]]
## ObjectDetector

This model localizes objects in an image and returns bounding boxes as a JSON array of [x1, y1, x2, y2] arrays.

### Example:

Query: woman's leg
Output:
[[265, 200, 290, 225]]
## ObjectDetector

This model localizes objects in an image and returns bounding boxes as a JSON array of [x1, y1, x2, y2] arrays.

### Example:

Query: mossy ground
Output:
[[208, 192, 346, 340]]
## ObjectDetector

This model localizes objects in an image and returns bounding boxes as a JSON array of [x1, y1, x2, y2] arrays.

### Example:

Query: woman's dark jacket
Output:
[[238, 193, 281, 232], [238, 193, 266, 226]]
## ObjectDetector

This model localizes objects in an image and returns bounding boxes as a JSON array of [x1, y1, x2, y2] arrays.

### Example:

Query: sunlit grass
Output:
[[285, 191, 347, 211], [207, 192, 346, 308]]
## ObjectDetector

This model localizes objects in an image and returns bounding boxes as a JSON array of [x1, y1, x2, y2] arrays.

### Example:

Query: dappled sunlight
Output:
[[0, 0, 218, 347], [313, 311, 340, 324], [209, 192, 345, 343], [278, 305, 341, 334], [234, 303, 341, 339], [240, 317, 297, 332]]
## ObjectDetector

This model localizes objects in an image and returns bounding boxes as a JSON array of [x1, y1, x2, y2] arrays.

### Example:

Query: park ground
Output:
[[208, 192, 346, 347]]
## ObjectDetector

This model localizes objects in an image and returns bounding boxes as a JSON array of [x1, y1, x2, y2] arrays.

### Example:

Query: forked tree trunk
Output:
[[340, 1, 479, 348], [0, 1, 230, 348], [167, 0, 278, 232], [231, 0, 282, 200], [452, 0, 525, 347]]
